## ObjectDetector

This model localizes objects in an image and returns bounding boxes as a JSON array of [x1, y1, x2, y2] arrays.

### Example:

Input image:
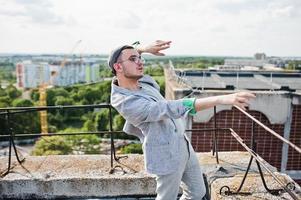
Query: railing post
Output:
[[6, 109, 12, 175], [251, 121, 256, 151], [212, 108, 215, 156], [108, 106, 114, 170], [213, 106, 219, 164], [108, 105, 128, 174], [2, 109, 24, 177]]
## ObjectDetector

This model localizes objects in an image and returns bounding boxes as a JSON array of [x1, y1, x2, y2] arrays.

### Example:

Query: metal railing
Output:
[[0, 104, 300, 199], [0, 104, 129, 177], [187, 106, 300, 199]]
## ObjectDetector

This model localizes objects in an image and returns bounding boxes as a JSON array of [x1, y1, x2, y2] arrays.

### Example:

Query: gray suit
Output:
[[111, 75, 207, 199]]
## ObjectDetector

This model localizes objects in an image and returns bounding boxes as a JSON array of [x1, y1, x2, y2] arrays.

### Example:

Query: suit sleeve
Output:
[[112, 94, 193, 127]]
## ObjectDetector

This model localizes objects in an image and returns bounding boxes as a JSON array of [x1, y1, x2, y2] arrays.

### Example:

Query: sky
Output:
[[0, 0, 300, 57]]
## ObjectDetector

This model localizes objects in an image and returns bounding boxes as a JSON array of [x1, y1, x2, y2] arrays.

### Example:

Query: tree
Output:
[[46, 89, 56, 105], [62, 128, 101, 154], [0, 114, 6, 141], [99, 68, 113, 78], [77, 87, 103, 104], [0, 94, 10, 137], [0, 87, 6, 97], [287, 61, 301, 70], [55, 96, 74, 106], [144, 66, 164, 76], [31, 136, 72, 156], [31, 127, 102, 155], [9, 98, 40, 135], [154, 77, 165, 97], [113, 114, 125, 131], [53, 87, 69, 97], [112, 114, 137, 140], [11, 99, 34, 107], [82, 119, 96, 132], [70, 92, 80, 102], [47, 88, 69, 106], [120, 143, 143, 154], [97, 81, 111, 103], [6, 85, 21, 99], [30, 89, 40, 102], [95, 109, 110, 131], [0, 96, 11, 107], [0, 101, 9, 108], [66, 134, 101, 154], [29, 80, 115, 134]]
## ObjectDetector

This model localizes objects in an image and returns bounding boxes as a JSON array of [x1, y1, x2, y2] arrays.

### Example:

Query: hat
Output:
[[107, 45, 134, 75]]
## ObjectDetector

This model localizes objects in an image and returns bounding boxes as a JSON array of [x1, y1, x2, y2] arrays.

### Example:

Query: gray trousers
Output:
[[155, 137, 207, 200]]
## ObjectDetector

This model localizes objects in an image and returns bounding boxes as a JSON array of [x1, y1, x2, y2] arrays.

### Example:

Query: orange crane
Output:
[[39, 40, 82, 134]]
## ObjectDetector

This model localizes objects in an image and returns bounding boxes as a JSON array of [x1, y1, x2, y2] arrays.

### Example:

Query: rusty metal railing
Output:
[[187, 105, 300, 200], [0, 104, 129, 177]]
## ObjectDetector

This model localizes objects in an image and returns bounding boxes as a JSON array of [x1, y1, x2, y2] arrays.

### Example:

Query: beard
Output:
[[124, 73, 143, 80], [123, 69, 143, 80]]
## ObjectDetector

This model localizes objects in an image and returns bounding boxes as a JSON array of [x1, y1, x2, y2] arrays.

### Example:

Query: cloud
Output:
[[0, 9, 25, 17], [24, 4, 65, 25], [13, 0, 51, 6], [114, 11, 143, 29], [214, 0, 268, 14], [0, 0, 67, 25], [214, 0, 301, 18], [0, 0, 300, 56]]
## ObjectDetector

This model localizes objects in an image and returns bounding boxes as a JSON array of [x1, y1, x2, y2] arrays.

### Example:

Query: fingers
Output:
[[143, 40, 171, 56], [235, 101, 250, 110], [153, 52, 165, 56], [236, 96, 250, 104], [157, 45, 170, 50], [235, 92, 255, 110], [237, 92, 256, 99], [155, 40, 172, 46], [236, 92, 255, 103], [155, 40, 171, 50], [152, 40, 171, 55]]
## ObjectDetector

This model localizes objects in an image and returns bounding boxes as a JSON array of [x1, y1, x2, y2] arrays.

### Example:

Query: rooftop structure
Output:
[[165, 63, 301, 187], [172, 69, 301, 92]]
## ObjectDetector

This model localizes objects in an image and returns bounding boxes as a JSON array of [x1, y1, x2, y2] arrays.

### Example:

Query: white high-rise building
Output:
[[16, 61, 100, 88], [16, 61, 50, 88]]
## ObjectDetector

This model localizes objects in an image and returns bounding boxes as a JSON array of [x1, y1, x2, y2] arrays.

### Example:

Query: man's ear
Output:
[[113, 63, 122, 73]]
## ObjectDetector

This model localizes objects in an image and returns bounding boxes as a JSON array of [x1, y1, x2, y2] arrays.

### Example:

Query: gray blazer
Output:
[[110, 75, 191, 175]]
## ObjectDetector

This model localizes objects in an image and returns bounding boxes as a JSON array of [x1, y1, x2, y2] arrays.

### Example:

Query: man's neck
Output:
[[116, 76, 140, 91]]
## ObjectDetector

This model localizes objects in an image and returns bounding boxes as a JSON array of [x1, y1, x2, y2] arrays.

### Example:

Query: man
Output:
[[109, 40, 255, 200]]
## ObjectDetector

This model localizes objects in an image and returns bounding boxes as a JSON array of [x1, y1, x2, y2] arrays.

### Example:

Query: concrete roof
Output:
[[0, 152, 300, 199]]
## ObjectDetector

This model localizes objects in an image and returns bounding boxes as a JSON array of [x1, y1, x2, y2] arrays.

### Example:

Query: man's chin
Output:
[[136, 74, 144, 79], [125, 74, 144, 80]]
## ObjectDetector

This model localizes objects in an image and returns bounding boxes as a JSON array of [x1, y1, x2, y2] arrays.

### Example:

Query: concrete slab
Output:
[[0, 152, 300, 199]]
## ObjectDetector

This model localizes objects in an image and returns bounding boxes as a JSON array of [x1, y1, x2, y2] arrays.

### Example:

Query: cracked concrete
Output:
[[0, 152, 300, 199]]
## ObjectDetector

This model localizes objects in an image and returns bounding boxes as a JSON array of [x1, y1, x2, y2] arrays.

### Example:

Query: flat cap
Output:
[[107, 45, 133, 75]]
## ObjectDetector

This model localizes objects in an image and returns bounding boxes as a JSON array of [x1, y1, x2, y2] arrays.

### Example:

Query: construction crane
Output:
[[39, 40, 82, 134]]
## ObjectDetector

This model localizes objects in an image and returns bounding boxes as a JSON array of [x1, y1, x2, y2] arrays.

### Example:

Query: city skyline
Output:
[[0, 0, 300, 57]]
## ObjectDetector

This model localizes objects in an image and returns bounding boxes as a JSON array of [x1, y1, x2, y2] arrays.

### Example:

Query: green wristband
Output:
[[183, 98, 197, 115]]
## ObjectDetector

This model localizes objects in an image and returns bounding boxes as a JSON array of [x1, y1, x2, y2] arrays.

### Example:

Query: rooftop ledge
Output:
[[0, 152, 300, 199]]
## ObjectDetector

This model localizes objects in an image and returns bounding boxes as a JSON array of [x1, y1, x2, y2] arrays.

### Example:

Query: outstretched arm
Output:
[[137, 40, 172, 56], [194, 91, 256, 111]]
